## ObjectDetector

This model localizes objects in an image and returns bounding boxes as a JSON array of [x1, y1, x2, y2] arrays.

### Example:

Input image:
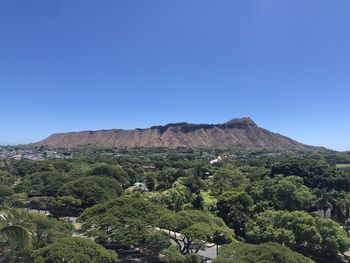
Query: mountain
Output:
[[36, 117, 324, 151]]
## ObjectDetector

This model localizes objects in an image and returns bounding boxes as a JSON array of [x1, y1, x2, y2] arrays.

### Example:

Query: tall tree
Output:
[[314, 189, 335, 218], [214, 242, 315, 263], [32, 237, 118, 263], [246, 210, 350, 261], [0, 207, 32, 249], [216, 191, 253, 236]]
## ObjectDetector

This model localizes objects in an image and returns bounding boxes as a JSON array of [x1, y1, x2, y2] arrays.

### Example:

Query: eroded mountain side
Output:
[[36, 117, 325, 151]]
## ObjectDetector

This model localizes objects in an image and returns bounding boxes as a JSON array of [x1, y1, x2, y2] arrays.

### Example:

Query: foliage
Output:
[[212, 166, 249, 195], [12, 159, 55, 177], [28, 196, 54, 211], [156, 168, 182, 190], [80, 196, 167, 247], [270, 157, 350, 191], [90, 162, 129, 185], [141, 230, 171, 256], [80, 196, 234, 255], [201, 191, 217, 207], [162, 245, 188, 263], [159, 209, 235, 254], [246, 210, 350, 260], [15, 171, 70, 196], [181, 175, 203, 194], [247, 175, 316, 212], [0, 184, 15, 204], [214, 242, 315, 263], [216, 191, 253, 236], [162, 245, 202, 263], [0, 207, 33, 262], [57, 176, 123, 207], [32, 237, 118, 263], [0, 206, 33, 249], [49, 195, 82, 217], [3, 147, 350, 262], [0, 171, 17, 185], [30, 214, 74, 249], [145, 181, 193, 211]]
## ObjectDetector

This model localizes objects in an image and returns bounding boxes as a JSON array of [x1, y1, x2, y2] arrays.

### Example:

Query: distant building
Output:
[[143, 165, 157, 172], [127, 182, 149, 192], [210, 156, 222, 164]]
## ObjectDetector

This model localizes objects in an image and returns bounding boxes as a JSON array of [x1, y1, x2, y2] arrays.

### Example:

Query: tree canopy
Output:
[[246, 210, 350, 260], [80, 196, 234, 254], [214, 242, 315, 263], [216, 191, 253, 236], [57, 176, 123, 207], [32, 237, 118, 263]]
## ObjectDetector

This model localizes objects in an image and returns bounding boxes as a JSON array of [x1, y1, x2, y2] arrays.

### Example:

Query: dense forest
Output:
[[1, 146, 350, 262]]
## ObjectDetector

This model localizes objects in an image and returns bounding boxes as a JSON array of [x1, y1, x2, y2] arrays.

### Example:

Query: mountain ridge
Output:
[[36, 117, 326, 151]]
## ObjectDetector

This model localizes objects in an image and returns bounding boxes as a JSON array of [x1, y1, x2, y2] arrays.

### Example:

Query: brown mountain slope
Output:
[[36, 117, 324, 151]]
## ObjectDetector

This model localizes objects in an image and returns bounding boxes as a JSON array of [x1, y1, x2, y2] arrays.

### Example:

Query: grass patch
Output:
[[201, 191, 217, 206], [336, 164, 350, 168]]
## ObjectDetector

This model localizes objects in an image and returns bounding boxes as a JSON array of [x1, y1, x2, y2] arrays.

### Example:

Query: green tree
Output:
[[144, 172, 157, 191], [140, 231, 171, 256], [57, 176, 123, 207], [30, 215, 74, 249], [90, 163, 129, 185], [212, 167, 249, 195], [0, 207, 33, 262], [336, 192, 350, 236], [0, 171, 17, 185], [0, 184, 15, 204], [146, 182, 192, 211], [247, 176, 315, 212], [32, 237, 118, 263], [0, 207, 32, 248], [214, 242, 315, 263], [314, 189, 335, 218], [216, 191, 253, 236], [191, 194, 205, 210], [270, 157, 350, 191], [158, 210, 235, 254], [49, 195, 82, 218], [181, 175, 203, 194], [80, 196, 167, 248], [156, 168, 181, 190], [162, 245, 202, 263], [80, 196, 234, 255], [13, 159, 54, 177], [28, 196, 54, 213], [246, 210, 350, 261], [15, 171, 69, 196]]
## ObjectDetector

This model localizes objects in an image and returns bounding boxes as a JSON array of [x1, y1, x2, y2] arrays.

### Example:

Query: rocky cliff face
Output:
[[36, 117, 323, 150]]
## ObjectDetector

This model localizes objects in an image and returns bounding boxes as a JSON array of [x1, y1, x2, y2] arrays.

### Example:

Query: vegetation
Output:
[[336, 164, 350, 169], [214, 242, 315, 263], [80, 196, 234, 254], [32, 237, 118, 263], [1, 146, 350, 262], [246, 210, 350, 260]]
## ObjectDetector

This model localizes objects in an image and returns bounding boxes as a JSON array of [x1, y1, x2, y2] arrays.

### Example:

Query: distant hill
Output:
[[36, 117, 325, 151]]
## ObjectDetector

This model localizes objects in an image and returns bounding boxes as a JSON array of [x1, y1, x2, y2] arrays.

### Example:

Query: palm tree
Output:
[[0, 206, 32, 249], [314, 189, 334, 218], [334, 192, 350, 237]]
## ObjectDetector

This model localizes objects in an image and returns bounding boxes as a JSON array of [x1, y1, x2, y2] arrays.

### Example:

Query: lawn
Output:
[[336, 164, 350, 168], [201, 191, 217, 206]]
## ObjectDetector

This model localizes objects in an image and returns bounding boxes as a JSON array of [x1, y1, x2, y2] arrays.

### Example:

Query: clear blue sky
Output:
[[0, 1, 349, 150]]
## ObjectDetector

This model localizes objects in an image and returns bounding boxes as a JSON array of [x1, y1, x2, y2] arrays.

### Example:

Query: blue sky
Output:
[[0, 1, 349, 150]]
